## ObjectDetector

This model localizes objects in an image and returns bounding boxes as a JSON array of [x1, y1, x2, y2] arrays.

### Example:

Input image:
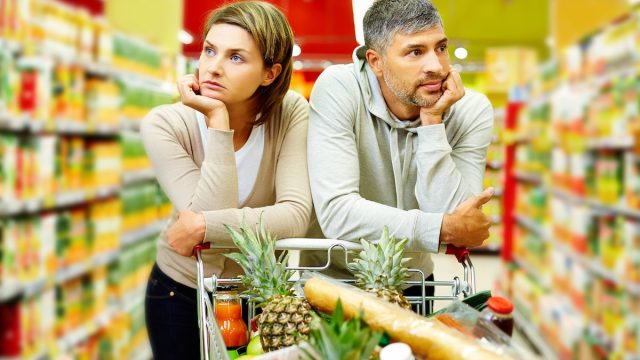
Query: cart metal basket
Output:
[[193, 239, 476, 360]]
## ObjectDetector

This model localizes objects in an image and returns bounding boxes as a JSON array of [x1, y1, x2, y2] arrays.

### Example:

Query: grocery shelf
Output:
[[121, 288, 146, 314], [513, 309, 558, 360], [0, 38, 23, 53], [514, 214, 640, 297], [514, 171, 543, 184], [121, 219, 167, 247], [513, 257, 551, 290], [551, 188, 640, 220], [586, 136, 634, 150], [0, 278, 47, 302], [55, 250, 120, 284], [1, 220, 165, 303], [0, 186, 120, 217], [121, 119, 142, 132], [57, 306, 118, 353], [0, 112, 122, 136], [122, 168, 156, 186]]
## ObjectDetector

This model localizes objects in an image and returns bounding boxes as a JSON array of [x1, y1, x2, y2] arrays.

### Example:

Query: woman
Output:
[[141, 2, 311, 358]]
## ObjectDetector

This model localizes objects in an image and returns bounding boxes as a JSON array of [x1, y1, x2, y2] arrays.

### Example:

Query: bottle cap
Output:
[[380, 342, 414, 360], [487, 296, 514, 314]]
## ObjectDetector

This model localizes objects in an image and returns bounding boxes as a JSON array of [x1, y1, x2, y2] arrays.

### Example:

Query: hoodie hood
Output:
[[353, 45, 427, 210]]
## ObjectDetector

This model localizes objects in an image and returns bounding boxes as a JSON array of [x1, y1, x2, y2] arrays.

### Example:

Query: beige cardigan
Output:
[[141, 91, 312, 288]]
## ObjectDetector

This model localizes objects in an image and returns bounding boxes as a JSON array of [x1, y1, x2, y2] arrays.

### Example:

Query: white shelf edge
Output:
[[513, 309, 559, 360]]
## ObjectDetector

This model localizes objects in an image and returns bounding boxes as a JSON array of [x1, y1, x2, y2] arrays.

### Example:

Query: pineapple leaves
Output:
[[223, 219, 296, 303], [305, 300, 382, 360]]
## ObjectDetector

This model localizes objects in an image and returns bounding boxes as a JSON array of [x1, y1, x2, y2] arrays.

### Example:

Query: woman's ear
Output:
[[261, 64, 282, 86]]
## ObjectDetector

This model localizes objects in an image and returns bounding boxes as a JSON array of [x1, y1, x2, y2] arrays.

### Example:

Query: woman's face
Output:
[[198, 24, 273, 105]]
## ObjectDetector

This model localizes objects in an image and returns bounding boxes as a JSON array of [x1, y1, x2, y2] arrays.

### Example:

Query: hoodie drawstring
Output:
[[389, 129, 416, 210]]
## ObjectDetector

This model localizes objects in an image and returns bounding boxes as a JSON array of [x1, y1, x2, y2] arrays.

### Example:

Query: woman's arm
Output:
[[158, 93, 312, 254]]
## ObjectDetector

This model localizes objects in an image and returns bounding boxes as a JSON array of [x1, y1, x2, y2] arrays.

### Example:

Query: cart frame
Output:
[[193, 239, 476, 360]]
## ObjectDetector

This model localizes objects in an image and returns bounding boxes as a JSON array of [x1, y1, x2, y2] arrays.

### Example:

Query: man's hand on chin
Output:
[[420, 68, 465, 125]]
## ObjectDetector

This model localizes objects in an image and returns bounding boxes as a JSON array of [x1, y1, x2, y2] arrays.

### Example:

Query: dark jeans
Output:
[[145, 263, 200, 360], [403, 273, 435, 315]]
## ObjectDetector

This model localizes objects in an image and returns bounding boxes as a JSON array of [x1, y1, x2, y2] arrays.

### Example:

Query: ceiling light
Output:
[[293, 44, 302, 57], [454, 47, 468, 60], [178, 30, 193, 45]]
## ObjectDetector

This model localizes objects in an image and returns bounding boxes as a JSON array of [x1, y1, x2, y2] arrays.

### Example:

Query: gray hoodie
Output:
[[303, 46, 494, 278]]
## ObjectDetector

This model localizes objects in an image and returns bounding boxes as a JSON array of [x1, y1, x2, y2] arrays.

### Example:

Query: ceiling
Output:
[[182, 0, 358, 62], [182, 0, 550, 64], [59, 0, 551, 65]]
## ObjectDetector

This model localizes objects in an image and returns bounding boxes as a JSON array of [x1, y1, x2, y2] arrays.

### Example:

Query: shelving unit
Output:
[[503, 7, 640, 358], [0, 0, 177, 358]]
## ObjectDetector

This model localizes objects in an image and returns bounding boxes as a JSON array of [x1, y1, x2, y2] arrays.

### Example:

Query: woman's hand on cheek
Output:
[[166, 209, 206, 257], [177, 74, 230, 130]]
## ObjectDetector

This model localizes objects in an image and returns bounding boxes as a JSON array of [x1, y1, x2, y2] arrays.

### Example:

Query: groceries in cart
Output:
[[193, 222, 537, 359]]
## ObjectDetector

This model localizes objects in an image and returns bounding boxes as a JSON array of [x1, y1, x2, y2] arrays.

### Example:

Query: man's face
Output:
[[379, 26, 450, 108]]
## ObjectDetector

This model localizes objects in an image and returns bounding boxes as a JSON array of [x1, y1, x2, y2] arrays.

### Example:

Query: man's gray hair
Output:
[[363, 0, 444, 53]]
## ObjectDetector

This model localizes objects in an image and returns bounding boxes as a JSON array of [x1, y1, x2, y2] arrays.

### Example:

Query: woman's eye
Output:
[[231, 54, 243, 62], [205, 48, 215, 56]]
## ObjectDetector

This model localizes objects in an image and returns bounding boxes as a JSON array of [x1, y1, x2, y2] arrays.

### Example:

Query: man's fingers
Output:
[[473, 187, 495, 208]]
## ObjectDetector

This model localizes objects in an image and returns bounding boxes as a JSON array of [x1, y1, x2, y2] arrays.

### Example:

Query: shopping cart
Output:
[[193, 239, 477, 360]]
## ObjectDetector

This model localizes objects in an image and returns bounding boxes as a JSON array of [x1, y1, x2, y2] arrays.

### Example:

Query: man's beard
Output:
[[382, 65, 444, 108]]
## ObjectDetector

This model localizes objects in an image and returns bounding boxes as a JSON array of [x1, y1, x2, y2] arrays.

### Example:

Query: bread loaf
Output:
[[304, 276, 513, 360]]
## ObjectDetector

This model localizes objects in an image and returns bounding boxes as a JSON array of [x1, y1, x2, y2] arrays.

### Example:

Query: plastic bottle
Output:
[[215, 286, 249, 350], [480, 296, 514, 337], [379, 342, 415, 360]]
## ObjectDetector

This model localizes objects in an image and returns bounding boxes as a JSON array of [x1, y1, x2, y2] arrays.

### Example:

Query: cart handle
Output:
[[192, 242, 211, 257], [443, 244, 469, 263], [200, 238, 469, 262]]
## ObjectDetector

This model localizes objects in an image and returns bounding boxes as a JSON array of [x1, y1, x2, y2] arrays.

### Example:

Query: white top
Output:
[[197, 112, 264, 205]]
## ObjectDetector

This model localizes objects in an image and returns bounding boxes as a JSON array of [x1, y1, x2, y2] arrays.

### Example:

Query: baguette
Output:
[[304, 276, 514, 360]]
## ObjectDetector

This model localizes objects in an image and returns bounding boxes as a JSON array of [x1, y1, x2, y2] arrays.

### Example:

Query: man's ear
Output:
[[366, 49, 384, 77], [261, 64, 282, 86]]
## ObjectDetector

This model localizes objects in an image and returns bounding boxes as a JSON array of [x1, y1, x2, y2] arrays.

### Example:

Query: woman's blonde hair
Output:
[[203, 1, 294, 126]]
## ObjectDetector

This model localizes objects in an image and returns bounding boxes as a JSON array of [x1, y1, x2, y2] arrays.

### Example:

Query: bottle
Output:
[[379, 342, 415, 360], [480, 296, 514, 337], [215, 286, 249, 350]]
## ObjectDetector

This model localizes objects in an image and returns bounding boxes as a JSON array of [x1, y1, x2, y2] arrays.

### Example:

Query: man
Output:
[[303, 0, 494, 312]]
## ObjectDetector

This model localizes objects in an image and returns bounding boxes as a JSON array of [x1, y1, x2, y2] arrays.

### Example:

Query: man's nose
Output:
[[421, 51, 443, 75]]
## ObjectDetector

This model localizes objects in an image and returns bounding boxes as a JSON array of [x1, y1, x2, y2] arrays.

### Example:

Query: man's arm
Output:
[[414, 96, 494, 213], [308, 68, 443, 253]]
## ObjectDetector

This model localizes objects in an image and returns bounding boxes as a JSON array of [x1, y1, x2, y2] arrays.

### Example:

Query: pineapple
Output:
[[347, 226, 412, 310], [304, 299, 382, 360], [224, 221, 313, 352]]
